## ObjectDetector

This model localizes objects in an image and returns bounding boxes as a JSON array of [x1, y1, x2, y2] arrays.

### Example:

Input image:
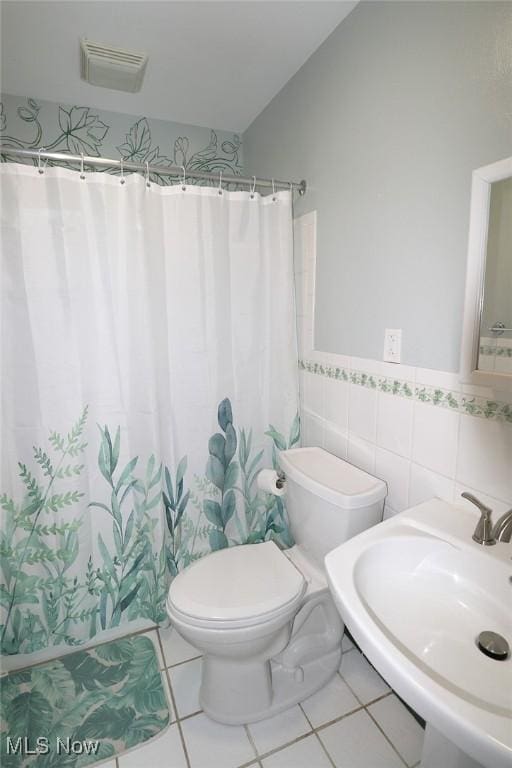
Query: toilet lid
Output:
[[168, 541, 305, 624]]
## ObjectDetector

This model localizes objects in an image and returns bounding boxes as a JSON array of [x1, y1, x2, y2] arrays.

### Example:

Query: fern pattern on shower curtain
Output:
[[0, 162, 298, 658], [1, 400, 298, 655]]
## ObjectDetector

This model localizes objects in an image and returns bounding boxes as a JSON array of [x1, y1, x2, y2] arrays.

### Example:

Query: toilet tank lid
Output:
[[279, 447, 387, 509]]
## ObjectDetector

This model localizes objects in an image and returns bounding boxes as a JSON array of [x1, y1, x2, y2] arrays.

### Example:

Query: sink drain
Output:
[[477, 631, 510, 660]]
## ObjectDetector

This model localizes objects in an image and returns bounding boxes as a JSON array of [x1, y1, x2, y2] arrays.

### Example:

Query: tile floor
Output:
[[107, 627, 424, 768]]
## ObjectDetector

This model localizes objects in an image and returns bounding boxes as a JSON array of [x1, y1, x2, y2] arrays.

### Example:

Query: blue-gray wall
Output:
[[1, 93, 243, 181], [244, 1, 512, 371]]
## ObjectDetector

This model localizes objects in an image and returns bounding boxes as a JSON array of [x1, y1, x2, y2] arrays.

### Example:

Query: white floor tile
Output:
[[368, 694, 424, 767], [144, 629, 165, 669], [262, 734, 332, 768], [342, 633, 354, 653], [159, 624, 201, 667], [119, 722, 187, 768], [181, 712, 256, 768], [339, 651, 390, 704], [300, 674, 359, 728], [162, 671, 176, 723], [248, 705, 311, 756], [319, 709, 404, 768], [169, 657, 202, 718]]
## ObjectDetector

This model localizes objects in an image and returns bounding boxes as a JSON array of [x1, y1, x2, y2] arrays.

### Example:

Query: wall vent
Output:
[[80, 38, 148, 93]]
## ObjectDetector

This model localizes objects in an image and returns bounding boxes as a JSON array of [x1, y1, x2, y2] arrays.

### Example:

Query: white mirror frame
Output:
[[460, 155, 512, 393]]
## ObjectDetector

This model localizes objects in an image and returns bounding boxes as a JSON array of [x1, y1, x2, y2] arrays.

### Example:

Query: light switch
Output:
[[384, 329, 402, 363]]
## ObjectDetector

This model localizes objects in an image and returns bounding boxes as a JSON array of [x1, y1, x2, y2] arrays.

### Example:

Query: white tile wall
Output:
[[411, 402, 459, 479], [295, 212, 512, 516], [348, 383, 377, 443], [376, 392, 414, 458]]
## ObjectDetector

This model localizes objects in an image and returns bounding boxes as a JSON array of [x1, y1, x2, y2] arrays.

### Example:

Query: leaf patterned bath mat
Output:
[[0, 634, 170, 767]]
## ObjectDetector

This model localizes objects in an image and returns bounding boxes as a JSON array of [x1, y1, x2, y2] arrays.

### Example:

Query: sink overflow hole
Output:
[[477, 631, 510, 661]]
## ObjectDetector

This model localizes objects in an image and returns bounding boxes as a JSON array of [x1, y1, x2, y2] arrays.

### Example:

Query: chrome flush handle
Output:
[[461, 492, 496, 546]]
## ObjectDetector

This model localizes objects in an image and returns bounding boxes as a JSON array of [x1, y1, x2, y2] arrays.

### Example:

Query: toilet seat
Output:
[[167, 541, 306, 630]]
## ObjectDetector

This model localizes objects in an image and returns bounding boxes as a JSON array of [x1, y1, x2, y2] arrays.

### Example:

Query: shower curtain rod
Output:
[[0, 146, 307, 195]]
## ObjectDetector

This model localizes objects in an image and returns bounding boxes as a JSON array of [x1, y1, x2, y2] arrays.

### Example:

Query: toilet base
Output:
[[200, 647, 342, 725]]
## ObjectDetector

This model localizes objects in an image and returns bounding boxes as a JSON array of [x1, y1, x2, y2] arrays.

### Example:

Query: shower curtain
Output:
[[0, 162, 299, 660]]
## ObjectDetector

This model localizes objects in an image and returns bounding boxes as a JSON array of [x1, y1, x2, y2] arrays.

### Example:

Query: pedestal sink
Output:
[[325, 499, 512, 768]]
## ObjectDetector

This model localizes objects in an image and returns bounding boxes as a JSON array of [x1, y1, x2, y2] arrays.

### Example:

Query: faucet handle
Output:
[[461, 492, 496, 546], [461, 492, 492, 516]]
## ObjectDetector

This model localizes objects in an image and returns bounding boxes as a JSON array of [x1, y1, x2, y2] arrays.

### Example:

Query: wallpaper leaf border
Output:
[[0, 97, 243, 185]]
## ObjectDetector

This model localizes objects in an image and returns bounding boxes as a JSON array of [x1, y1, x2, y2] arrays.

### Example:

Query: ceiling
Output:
[[0, 1, 357, 132]]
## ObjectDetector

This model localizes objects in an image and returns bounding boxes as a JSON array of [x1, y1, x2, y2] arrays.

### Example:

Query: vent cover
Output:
[[80, 38, 148, 93]]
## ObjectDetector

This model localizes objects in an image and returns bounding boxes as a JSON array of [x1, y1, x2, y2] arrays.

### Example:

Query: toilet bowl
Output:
[[167, 447, 387, 724]]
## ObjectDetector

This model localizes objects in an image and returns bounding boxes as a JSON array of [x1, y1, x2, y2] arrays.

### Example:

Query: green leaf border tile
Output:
[[299, 359, 512, 424]]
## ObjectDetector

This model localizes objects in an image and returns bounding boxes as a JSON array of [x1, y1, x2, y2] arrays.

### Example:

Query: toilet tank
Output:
[[278, 447, 386, 569]]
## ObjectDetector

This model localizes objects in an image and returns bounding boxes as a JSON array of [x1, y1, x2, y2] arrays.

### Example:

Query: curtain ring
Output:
[[272, 178, 276, 202], [181, 165, 186, 191], [80, 153, 85, 180], [37, 147, 48, 175], [218, 170, 223, 195], [145, 161, 150, 188], [250, 175, 256, 199], [120, 157, 125, 185]]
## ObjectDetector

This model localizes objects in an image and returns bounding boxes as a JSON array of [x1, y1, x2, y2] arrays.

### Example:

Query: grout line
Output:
[[408, 384, 417, 508], [361, 689, 394, 708], [312, 702, 366, 733], [336, 662, 393, 711], [365, 706, 410, 768], [335, 669, 364, 708], [375, 383, 381, 450], [156, 631, 192, 768], [237, 759, 263, 768], [157, 625, 203, 670], [165, 667, 192, 768], [251, 690, 412, 768], [298, 701, 314, 729], [178, 708, 203, 722], [313, 730, 337, 768], [164, 653, 203, 671], [453, 397, 463, 487], [244, 723, 260, 761], [251, 730, 316, 763]]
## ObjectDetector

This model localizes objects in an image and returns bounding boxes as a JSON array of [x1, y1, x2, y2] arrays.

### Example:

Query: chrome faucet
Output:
[[493, 509, 512, 543], [461, 492, 512, 545]]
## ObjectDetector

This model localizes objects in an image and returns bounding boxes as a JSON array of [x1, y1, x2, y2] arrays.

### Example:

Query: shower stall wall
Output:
[[0, 161, 299, 665]]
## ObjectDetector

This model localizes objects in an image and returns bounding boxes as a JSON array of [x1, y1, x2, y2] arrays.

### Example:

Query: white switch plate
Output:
[[384, 328, 402, 363]]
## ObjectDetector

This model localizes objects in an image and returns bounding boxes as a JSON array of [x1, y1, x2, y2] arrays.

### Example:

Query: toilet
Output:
[[166, 446, 387, 724]]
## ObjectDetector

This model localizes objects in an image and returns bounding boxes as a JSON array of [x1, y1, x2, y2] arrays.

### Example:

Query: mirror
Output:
[[461, 156, 512, 391], [478, 176, 512, 374]]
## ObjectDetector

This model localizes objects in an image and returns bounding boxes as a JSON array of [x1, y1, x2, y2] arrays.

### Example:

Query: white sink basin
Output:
[[325, 499, 512, 768]]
